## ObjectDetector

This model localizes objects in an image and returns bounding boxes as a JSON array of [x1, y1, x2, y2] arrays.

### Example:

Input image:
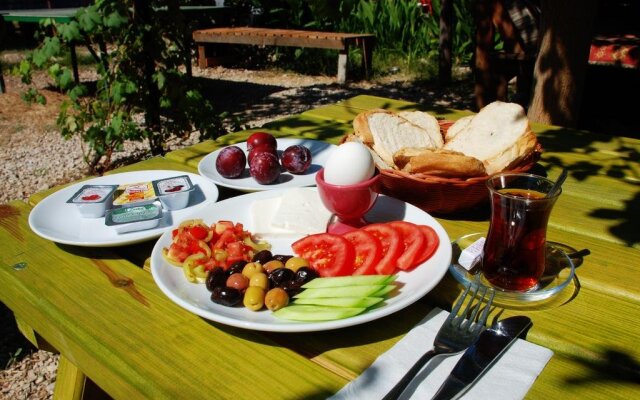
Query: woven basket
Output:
[[372, 121, 542, 215]]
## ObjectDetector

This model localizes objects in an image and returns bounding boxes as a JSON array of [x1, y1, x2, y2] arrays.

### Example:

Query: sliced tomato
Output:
[[388, 221, 426, 270], [188, 225, 209, 241], [343, 229, 383, 275], [291, 233, 355, 277], [413, 225, 440, 265], [362, 223, 403, 274]]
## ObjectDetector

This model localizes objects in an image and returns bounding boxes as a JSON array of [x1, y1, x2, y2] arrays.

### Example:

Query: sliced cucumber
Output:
[[294, 285, 394, 299], [371, 285, 397, 297], [292, 296, 384, 308], [273, 305, 366, 321], [302, 275, 396, 289]]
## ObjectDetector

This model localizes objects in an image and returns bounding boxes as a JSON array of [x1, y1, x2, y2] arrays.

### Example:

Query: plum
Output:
[[249, 152, 281, 184], [215, 146, 246, 178], [248, 143, 278, 165], [247, 132, 277, 153], [281, 145, 312, 174]]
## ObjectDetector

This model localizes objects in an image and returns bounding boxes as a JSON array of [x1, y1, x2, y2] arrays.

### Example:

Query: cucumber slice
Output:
[[294, 285, 394, 299], [293, 296, 384, 308], [302, 275, 396, 289], [273, 305, 366, 321], [371, 285, 397, 297]]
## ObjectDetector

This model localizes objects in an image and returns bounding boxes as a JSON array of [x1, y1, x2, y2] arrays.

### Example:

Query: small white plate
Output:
[[150, 188, 452, 332], [198, 138, 336, 192], [28, 170, 220, 247]]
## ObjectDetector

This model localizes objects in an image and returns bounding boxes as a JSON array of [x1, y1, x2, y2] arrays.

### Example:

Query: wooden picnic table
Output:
[[1, 95, 639, 399]]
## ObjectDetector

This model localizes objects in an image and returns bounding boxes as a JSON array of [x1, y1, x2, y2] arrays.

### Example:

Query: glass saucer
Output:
[[449, 233, 577, 309]]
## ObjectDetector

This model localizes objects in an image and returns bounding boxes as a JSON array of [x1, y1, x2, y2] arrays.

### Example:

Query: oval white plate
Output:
[[198, 138, 336, 192], [150, 188, 452, 332], [29, 170, 220, 247]]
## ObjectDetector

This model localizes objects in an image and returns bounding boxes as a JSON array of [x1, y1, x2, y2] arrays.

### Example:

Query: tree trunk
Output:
[[439, 0, 454, 85], [527, 0, 597, 127]]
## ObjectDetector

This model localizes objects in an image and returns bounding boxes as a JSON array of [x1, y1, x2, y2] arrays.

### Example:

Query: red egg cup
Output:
[[315, 169, 380, 235]]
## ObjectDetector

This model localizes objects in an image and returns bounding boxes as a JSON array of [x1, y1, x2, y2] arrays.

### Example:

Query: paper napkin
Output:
[[330, 308, 553, 400]]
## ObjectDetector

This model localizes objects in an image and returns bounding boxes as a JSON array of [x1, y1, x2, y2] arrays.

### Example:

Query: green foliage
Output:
[[15, 0, 224, 174], [242, 0, 475, 77]]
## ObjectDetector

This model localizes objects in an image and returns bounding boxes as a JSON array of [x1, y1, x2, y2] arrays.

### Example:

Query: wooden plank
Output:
[[53, 356, 86, 400], [0, 201, 347, 399]]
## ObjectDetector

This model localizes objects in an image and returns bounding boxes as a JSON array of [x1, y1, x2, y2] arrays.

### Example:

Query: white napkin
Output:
[[330, 308, 553, 400]]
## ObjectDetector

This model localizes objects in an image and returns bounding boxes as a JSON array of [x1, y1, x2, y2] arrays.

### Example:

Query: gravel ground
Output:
[[0, 52, 476, 399]]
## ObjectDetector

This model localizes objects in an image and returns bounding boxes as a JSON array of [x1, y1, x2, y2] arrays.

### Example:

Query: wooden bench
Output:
[[192, 27, 375, 83]]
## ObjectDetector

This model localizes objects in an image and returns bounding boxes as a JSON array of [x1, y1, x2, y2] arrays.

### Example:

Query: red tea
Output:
[[482, 187, 556, 291]]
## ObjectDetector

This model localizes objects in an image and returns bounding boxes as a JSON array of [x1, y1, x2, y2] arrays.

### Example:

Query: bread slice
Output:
[[443, 101, 537, 174], [398, 111, 444, 148], [444, 115, 473, 142], [353, 110, 441, 168], [394, 147, 487, 178]]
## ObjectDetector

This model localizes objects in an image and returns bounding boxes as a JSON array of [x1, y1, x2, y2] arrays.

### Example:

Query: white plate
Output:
[[29, 170, 220, 247], [198, 138, 336, 192], [150, 188, 452, 332]]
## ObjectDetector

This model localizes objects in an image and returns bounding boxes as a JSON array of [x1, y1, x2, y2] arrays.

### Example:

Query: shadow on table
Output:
[[565, 348, 640, 387]]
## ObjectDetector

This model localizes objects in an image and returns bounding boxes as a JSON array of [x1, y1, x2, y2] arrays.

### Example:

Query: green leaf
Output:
[[58, 69, 74, 90], [104, 11, 128, 28], [57, 21, 82, 42]]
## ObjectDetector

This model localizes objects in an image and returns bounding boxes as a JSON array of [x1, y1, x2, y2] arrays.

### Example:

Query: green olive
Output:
[[243, 286, 265, 311], [263, 259, 284, 273], [284, 257, 309, 272], [249, 272, 269, 290], [264, 287, 289, 311], [242, 262, 264, 278]]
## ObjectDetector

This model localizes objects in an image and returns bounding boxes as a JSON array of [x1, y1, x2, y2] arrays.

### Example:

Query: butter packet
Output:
[[105, 202, 163, 234]]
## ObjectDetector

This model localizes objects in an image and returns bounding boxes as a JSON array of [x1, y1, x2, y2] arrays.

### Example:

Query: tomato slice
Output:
[[343, 229, 383, 275], [413, 225, 440, 265], [388, 221, 426, 270], [188, 225, 209, 241], [362, 223, 403, 274], [291, 233, 355, 277]]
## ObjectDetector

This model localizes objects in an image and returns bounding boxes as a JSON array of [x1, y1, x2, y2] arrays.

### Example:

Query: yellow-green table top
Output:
[[1, 95, 639, 399]]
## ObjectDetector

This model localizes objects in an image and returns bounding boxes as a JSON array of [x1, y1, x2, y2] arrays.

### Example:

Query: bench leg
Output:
[[360, 38, 374, 80], [337, 50, 348, 84], [54, 356, 111, 400], [198, 45, 207, 69], [0, 59, 6, 94]]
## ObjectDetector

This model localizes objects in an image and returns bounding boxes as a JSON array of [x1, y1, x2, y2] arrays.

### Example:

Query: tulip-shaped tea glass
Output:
[[315, 168, 380, 235], [482, 173, 561, 291]]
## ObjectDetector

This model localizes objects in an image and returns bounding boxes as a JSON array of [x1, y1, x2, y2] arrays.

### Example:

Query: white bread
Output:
[[353, 109, 441, 168], [444, 115, 473, 142], [398, 111, 444, 148], [443, 101, 537, 174]]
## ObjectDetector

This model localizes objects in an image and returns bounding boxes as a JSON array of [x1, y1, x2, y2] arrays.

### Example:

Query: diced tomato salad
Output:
[[291, 221, 440, 277], [163, 219, 271, 271]]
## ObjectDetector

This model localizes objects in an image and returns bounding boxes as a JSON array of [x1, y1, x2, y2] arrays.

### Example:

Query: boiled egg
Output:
[[323, 142, 375, 185]]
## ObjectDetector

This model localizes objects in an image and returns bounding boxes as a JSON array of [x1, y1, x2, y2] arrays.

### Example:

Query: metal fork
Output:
[[382, 284, 495, 400]]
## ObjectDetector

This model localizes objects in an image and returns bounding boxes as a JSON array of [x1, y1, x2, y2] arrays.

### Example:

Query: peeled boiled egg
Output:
[[323, 142, 375, 185]]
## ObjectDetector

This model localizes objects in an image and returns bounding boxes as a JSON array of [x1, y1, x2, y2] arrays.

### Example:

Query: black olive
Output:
[[269, 267, 295, 287], [226, 260, 247, 277], [252, 249, 273, 264], [293, 267, 318, 285], [210, 286, 242, 307], [205, 267, 226, 292], [280, 280, 303, 298], [273, 254, 293, 264]]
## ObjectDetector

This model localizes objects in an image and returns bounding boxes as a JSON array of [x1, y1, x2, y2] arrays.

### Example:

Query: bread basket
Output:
[[374, 121, 542, 215]]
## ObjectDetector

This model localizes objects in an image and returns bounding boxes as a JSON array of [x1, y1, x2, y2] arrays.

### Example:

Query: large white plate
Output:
[[198, 138, 336, 192], [29, 170, 220, 247], [150, 188, 452, 332]]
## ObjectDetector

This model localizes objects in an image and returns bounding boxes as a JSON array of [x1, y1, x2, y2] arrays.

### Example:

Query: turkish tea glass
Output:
[[482, 173, 561, 291]]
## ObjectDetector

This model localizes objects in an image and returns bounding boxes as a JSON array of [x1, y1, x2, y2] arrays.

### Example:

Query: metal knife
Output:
[[430, 316, 533, 400]]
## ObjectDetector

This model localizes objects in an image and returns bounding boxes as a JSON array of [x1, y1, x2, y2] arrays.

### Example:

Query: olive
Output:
[[249, 272, 269, 291], [285, 256, 309, 272], [264, 287, 289, 311], [243, 286, 265, 311], [273, 254, 293, 264], [263, 259, 284, 273], [269, 267, 295, 287], [252, 249, 273, 264], [226, 260, 247, 277], [242, 262, 264, 278], [280, 280, 303, 298], [226, 273, 249, 291], [205, 266, 226, 292], [210, 286, 242, 307], [293, 267, 319, 285]]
